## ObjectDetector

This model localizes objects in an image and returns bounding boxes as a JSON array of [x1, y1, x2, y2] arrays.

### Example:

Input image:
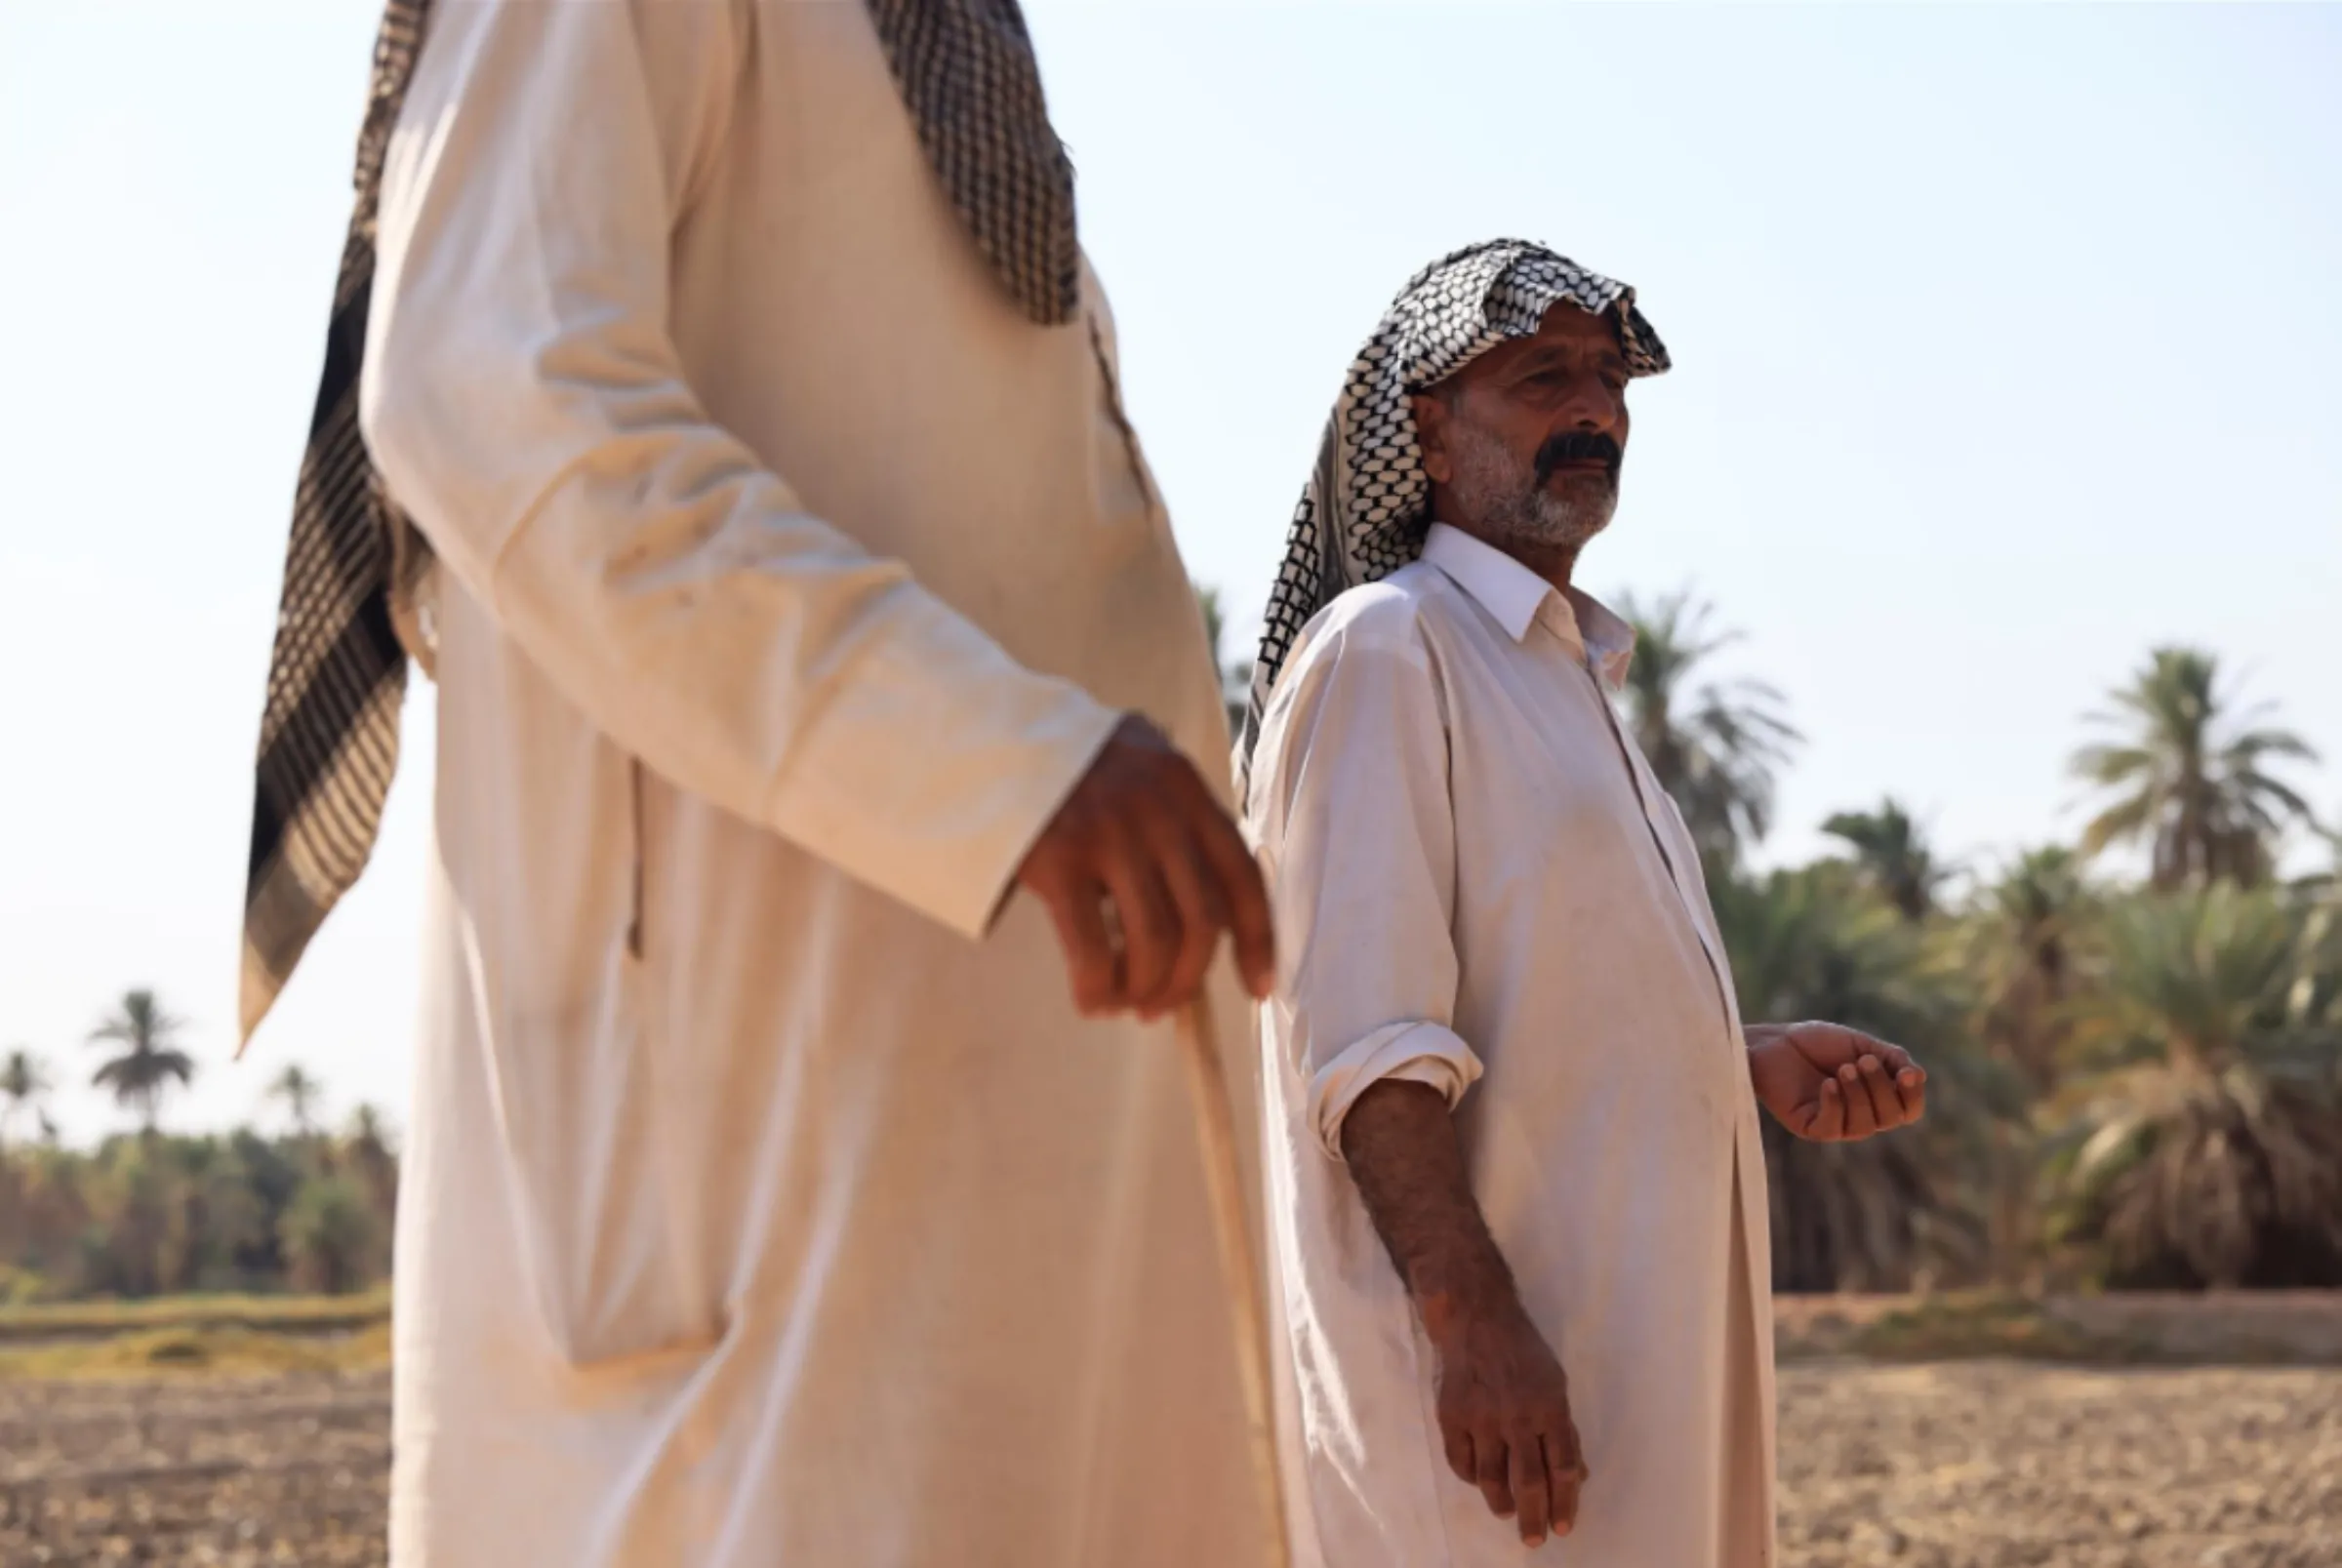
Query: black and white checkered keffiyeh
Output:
[[242, 0, 1087, 1042], [1232, 239, 1671, 796]]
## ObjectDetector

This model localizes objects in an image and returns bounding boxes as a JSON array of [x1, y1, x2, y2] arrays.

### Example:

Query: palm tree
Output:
[[1194, 580, 1255, 741], [345, 1102, 394, 1152], [1822, 798, 1952, 923], [10, 1140, 87, 1281], [268, 1064, 325, 1138], [1956, 846, 2103, 1283], [2045, 884, 2342, 1288], [79, 1134, 183, 1297], [2288, 831, 2342, 1042], [86, 989, 196, 1136], [279, 1175, 380, 1295], [1613, 589, 1800, 872], [1714, 864, 2014, 1292], [0, 1049, 53, 1146], [342, 1102, 400, 1258], [1195, 582, 1228, 668], [2071, 647, 2319, 890], [1962, 846, 2099, 1093]]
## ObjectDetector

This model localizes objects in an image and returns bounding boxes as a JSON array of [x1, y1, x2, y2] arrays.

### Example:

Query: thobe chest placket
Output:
[[1546, 621, 1740, 1053], [1253, 543, 1781, 1568]]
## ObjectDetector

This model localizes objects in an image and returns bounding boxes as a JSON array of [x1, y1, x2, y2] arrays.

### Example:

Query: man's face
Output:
[[1413, 302, 1631, 554]]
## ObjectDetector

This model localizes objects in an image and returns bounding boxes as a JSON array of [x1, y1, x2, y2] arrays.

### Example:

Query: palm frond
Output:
[[2047, 885, 2342, 1286]]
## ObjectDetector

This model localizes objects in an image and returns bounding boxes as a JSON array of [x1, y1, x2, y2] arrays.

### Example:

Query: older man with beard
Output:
[[1238, 242, 1928, 1566]]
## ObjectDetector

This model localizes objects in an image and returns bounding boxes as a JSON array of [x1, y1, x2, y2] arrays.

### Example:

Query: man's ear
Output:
[[1412, 391, 1455, 485]]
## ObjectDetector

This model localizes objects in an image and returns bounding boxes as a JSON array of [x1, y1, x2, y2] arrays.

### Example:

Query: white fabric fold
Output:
[[360, 6, 1272, 1563], [1246, 535, 1776, 1568], [1306, 1018, 1485, 1160]]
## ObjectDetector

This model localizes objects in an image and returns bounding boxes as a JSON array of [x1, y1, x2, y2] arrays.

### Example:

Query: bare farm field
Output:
[[0, 1371, 386, 1567], [1776, 1362, 2340, 1568], [0, 1296, 2338, 1566], [2, 1366, 2334, 1567]]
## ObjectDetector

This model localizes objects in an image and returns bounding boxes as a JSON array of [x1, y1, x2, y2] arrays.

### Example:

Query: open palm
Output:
[[1747, 1022, 1926, 1142]]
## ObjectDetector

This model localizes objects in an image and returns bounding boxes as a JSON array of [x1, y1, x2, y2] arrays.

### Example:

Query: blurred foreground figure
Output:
[[1240, 241, 1927, 1564], [242, 3, 1277, 1564]]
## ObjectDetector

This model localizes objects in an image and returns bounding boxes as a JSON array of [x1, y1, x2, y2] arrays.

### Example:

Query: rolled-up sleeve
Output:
[[1248, 618, 1481, 1159]]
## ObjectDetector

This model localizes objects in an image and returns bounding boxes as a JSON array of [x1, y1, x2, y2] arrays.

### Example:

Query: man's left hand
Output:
[[1746, 1023, 1926, 1142]]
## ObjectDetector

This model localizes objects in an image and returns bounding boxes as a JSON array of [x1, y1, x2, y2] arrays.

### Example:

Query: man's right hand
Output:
[[1016, 715, 1275, 1020], [1424, 1295, 1589, 1548]]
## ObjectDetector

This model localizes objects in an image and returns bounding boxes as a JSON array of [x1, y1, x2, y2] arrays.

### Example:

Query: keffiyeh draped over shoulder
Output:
[[1233, 239, 1671, 794], [243, 0, 1089, 1044]]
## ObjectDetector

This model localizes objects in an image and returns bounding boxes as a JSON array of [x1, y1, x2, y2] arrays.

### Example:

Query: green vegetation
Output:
[[0, 1288, 389, 1338], [85, 990, 195, 1137], [1822, 799, 1953, 923], [1608, 597, 2338, 1295], [2072, 647, 2318, 890], [1613, 587, 1800, 875], [0, 1320, 391, 1379], [0, 1085, 398, 1306], [1714, 863, 2016, 1293], [9, 597, 2337, 1306], [2042, 885, 2342, 1288]]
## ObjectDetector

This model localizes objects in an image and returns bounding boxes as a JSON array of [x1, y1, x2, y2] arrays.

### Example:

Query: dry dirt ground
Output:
[[0, 1364, 2335, 1566], [1777, 1362, 2339, 1568]]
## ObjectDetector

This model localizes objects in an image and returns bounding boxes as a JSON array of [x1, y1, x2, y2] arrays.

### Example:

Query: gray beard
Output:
[[1445, 418, 1618, 550]]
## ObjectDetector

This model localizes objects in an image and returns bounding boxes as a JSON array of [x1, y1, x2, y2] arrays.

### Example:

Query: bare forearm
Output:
[[1342, 1079, 1584, 1544], [1338, 1080, 1525, 1334]]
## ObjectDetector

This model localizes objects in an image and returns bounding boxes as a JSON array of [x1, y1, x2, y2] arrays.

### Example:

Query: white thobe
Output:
[[1245, 525, 1777, 1567], [360, 5, 1266, 1564]]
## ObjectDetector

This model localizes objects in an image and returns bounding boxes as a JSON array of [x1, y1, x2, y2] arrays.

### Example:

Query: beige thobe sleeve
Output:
[[1252, 623, 1484, 1159], [360, 0, 1118, 938]]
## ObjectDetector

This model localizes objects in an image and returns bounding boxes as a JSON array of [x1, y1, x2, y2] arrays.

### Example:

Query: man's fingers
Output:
[[1896, 1067, 1928, 1124], [1443, 1423, 1476, 1488], [1509, 1429, 1552, 1547], [1849, 1032, 1927, 1125], [1038, 877, 1120, 1016], [1474, 1427, 1514, 1520], [1141, 819, 1227, 1018], [1815, 1077, 1845, 1140], [1859, 1036, 1918, 1076], [1547, 1430, 1587, 1537], [1186, 788, 1276, 999], [1100, 842, 1182, 1015], [1855, 1056, 1900, 1134], [1022, 723, 1276, 1019], [1835, 1065, 1881, 1139]]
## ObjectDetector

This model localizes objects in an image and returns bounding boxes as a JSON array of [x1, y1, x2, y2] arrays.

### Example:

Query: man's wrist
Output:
[[1412, 1252, 1529, 1346]]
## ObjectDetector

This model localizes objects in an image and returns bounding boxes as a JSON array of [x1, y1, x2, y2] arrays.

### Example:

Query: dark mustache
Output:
[[1534, 431, 1623, 484]]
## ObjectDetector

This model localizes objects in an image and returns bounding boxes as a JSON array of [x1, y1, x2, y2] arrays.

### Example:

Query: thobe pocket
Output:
[[473, 746, 727, 1377]]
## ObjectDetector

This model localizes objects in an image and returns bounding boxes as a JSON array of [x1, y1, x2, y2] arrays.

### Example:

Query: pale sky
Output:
[[3, 2, 2337, 1145]]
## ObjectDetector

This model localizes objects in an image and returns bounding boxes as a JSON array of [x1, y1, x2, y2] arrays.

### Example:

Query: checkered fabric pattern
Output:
[[866, 0, 1081, 326], [1232, 239, 1670, 796], [242, 0, 1085, 1042]]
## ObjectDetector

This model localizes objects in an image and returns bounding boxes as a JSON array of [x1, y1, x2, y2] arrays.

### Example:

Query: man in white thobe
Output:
[[1236, 243, 1929, 1565], [241, 4, 1280, 1564]]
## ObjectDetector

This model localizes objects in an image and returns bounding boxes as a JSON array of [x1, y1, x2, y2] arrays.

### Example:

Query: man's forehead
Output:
[[1436, 302, 1624, 389]]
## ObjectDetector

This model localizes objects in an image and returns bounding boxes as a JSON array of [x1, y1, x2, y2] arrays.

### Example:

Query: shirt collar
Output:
[[1421, 522, 1636, 689]]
